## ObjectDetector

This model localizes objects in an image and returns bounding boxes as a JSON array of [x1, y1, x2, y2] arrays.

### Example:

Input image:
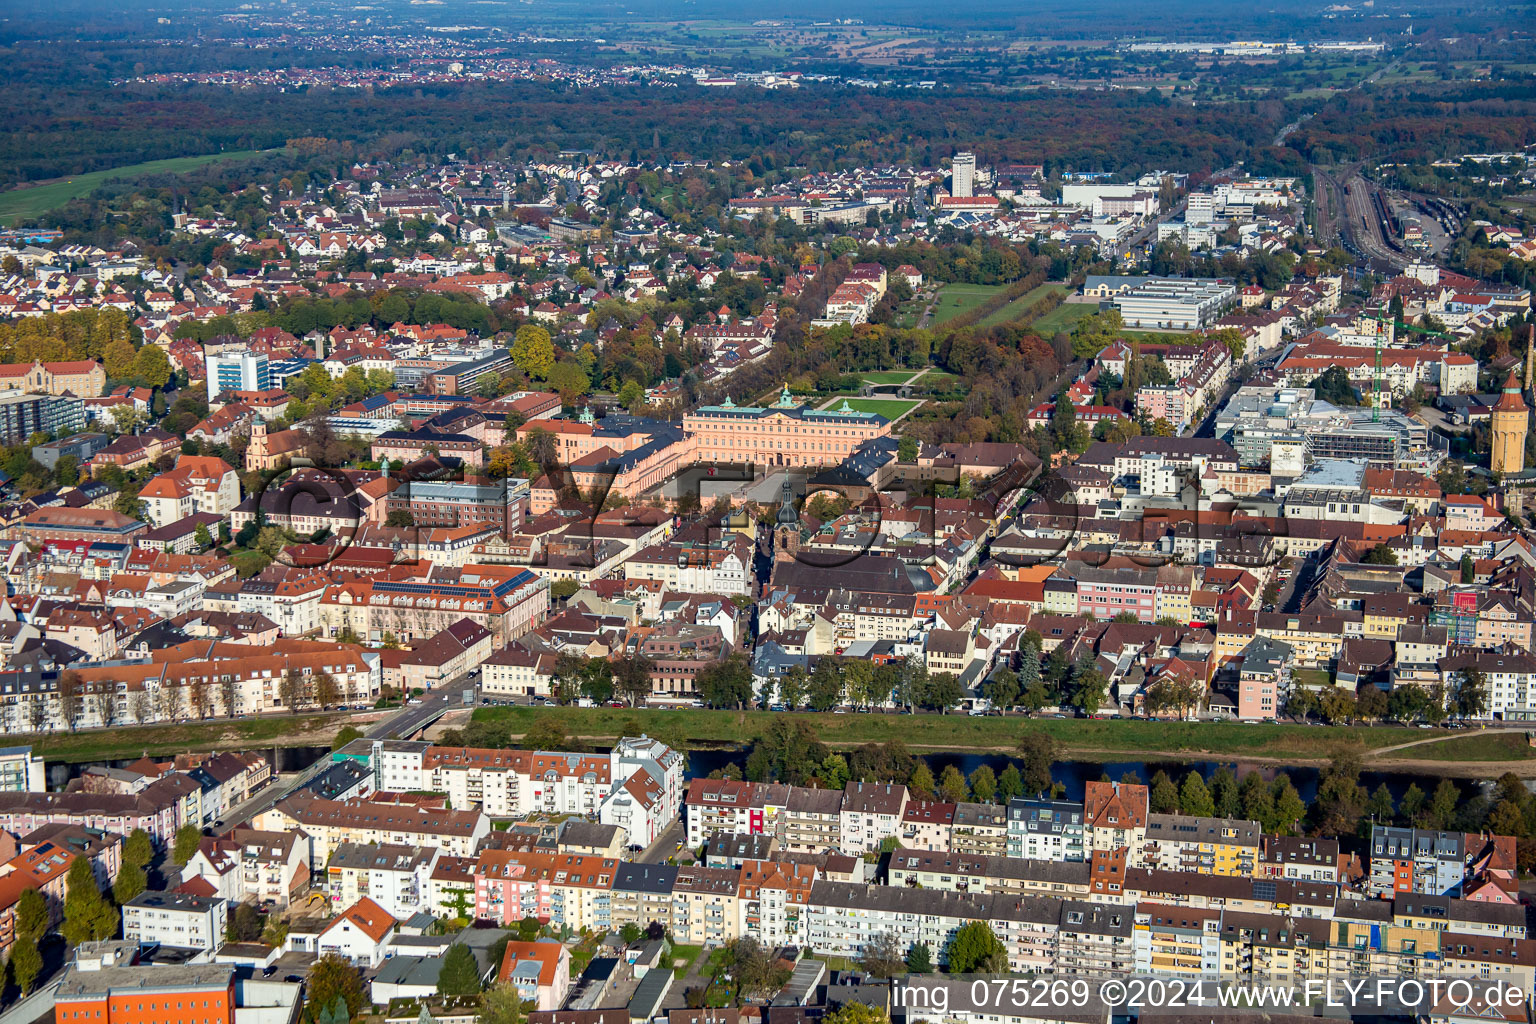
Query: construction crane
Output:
[[1357, 312, 1456, 421], [1358, 311, 1455, 340]]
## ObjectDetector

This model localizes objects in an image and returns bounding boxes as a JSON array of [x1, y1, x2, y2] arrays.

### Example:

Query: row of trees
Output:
[[46, 665, 345, 733]]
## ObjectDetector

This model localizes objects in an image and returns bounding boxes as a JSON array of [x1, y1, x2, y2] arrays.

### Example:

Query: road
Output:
[[222, 687, 461, 829], [634, 819, 684, 864], [1115, 196, 1187, 259]]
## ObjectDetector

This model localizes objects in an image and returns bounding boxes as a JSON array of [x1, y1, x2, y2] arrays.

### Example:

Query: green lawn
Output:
[[821, 395, 923, 420], [917, 371, 963, 390], [671, 944, 705, 978], [1031, 302, 1097, 335], [1406, 731, 1536, 762], [861, 370, 922, 386], [978, 282, 1071, 328], [0, 150, 272, 224], [930, 283, 1007, 325], [466, 705, 1501, 764], [29, 711, 349, 763]]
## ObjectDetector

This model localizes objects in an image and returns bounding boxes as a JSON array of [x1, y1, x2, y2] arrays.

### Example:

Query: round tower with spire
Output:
[[1491, 369, 1528, 476]]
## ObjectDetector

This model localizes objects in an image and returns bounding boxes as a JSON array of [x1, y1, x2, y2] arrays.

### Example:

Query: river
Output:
[[51, 743, 1490, 813]]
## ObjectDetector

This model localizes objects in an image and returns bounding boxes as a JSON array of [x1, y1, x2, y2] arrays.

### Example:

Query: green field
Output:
[[27, 710, 351, 763], [978, 282, 1071, 328], [930, 283, 1007, 325], [0, 150, 272, 224], [822, 395, 923, 419], [1031, 301, 1097, 335], [463, 705, 1517, 766], [1407, 731, 1536, 762], [861, 370, 922, 386]]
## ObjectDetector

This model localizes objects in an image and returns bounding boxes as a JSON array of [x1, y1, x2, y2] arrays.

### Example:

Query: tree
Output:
[[614, 655, 654, 705], [523, 718, 570, 751], [819, 754, 850, 791], [908, 761, 936, 799], [924, 673, 963, 713], [113, 861, 147, 904], [1016, 732, 1057, 796], [1429, 779, 1461, 829], [995, 764, 1024, 804], [968, 765, 997, 804], [937, 764, 969, 803], [1210, 766, 1239, 818], [511, 325, 556, 381], [1150, 770, 1180, 814], [10, 939, 42, 995], [898, 435, 919, 463], [15, 887, 47, 945], [945, 920, 1008, 973], [57, 670, 82, 731], [228, 902, 265, 942], [1362, 543, 1398, 565], [1355, 685, 1388, 722], [807, 659, 845, 711], [305, 955, 367, 1022], [696, 654, 754, 709], [1273, 775, 1306, 835], [437, 943, 483, 996], [313, 672, 341, 710], [1179, 771, 1215, 817], [279, 668, 306, 713], [857, 930, 907, 978], [1461, 553, 1476, 584], [332, 725, 363, 752], [823, 1005, 890, 1024], [1400, 783, 1427, 826], [1453, 668, 1489, 720], [981, 667, 1019, 711], [617, 379, 644, 411], [62, 855, 117, 945], [385, 509, 415, 528], [480, 984, 526, 1024], [133, 345, 172, 388], [1366, 783, 1396, 824], [905, 941, 934, 974], [1312, 755, 1368, 836], [173, 823, 203, 866], [1486, 798, 1525, 838], [1071, 664, 1110, 714]]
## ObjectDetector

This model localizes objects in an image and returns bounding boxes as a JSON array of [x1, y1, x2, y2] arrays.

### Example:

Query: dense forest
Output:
[[0, 79, 1279, 186], [1289, 79, 1536, 164]]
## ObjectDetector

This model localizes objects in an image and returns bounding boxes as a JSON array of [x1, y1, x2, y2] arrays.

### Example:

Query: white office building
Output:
[[122, 891, 228, 954], [205, 350, 272, 400], [0, 746, 45, 792]]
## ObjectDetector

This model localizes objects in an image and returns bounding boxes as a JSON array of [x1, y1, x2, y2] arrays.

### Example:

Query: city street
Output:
[[222, 688, 461, 829]]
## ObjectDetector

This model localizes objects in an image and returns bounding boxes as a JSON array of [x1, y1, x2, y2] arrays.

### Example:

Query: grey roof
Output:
[[371, 954, 442, 988], [612, 863, 678, 895], [628, 968, 673, 1020]]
